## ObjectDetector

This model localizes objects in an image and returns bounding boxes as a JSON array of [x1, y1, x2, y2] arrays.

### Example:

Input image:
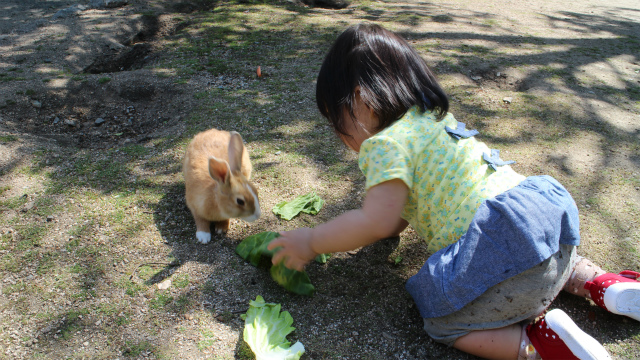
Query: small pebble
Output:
[[157, 279, 171, 290]]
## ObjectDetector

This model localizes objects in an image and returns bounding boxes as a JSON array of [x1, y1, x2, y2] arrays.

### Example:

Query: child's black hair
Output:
[[316, 23, 449, 136]]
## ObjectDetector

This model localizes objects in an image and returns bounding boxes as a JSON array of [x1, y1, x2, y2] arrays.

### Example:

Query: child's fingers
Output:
[[271, 246, 286, 265], [284, 257, 305, 272], [272, 250, 304, 271], [267, 237, 284, 251], [289, 262, 304, 272]]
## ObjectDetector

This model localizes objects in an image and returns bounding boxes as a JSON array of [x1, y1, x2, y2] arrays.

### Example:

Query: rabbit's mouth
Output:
[[242, 208, 261, 222]]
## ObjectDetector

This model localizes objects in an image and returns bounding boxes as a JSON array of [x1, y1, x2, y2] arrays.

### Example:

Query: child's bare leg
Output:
[[454, 309, 611, 360], [453, 324, 521, 360], [563, 255, 606, 298]]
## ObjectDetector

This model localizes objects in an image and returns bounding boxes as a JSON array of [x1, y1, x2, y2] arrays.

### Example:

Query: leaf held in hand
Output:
[[235, 232, 316, 296], [241, 295, 305, 360], [272, 191, 325, 220]]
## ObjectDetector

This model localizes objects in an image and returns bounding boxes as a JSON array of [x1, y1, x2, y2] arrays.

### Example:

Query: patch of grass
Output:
[[586, 197, 599, 206], [122, 340, 155, 358], [70, 263, 86, 275], [30, 196, 60, 218], [205, 58, 230, 74], [0, 76, 28, 83], [98, 77, 111, 84], [3, 99, 17, 107], [60, 323, 81, 340], [15, 224, 47, 250], [70, 289, 96, 301], [215, 310, 234, 323], [115, 313, 131, 326], [173, 273, 190, 288], [36, 252, 58, 275], [0, 134, 18, 142], [2, 281, 26, 295], [136, 265, 164, 281], [149, 292, 173, 309], [625, 84, 640, 100], [172, 293, 192, 313], [116, 276, 145, 297], [65, 237, 82, 251], [197, 329, 217, 351], [97, 302, 125, 316], [458, 44, 491, 55], [0, 254, 22, 273], [393, 13, 421, 26], [121, 144, 150, 157], [42, 309, 89, 341], [0, 194, 29, 210], [0, 233, 11, 251], [432, 14, 453, 23], [573, 46, 604, 57], [482, 18, 499, 27], [540, 65, 572, 79]]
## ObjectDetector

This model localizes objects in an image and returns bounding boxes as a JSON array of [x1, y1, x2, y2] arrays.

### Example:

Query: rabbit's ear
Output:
[[228, 131, 244, 172], [208, 156, 230, 184]]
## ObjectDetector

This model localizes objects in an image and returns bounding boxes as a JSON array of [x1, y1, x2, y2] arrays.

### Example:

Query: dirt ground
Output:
[[1, 0, 639, 359]]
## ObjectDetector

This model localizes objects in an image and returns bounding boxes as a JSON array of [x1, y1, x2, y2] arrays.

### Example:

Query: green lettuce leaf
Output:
[[235, 231, 280, 267], [272, 192, 325, 220], [314, 253, 330, 264], [241, 295, 305, 360], [270, 264, 315, 296], [235, 232, 315, 296]]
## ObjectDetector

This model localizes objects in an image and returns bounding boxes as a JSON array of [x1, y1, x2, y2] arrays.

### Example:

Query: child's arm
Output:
[[267, 179, 409, 271]]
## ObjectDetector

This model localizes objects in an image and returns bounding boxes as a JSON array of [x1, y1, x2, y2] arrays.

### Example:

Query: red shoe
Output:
[[584, 271, 640, 321], [526, 309, 610, 360]]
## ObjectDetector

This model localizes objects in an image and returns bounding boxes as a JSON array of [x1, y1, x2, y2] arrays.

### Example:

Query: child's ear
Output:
[[368, 104, 376, 120]]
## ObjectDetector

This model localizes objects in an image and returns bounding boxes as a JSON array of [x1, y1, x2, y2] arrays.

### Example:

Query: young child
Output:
[[268, 23, 640, 360]]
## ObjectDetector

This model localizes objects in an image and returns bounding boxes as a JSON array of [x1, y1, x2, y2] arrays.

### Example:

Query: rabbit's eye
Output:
[[236, 198, 245, 206]]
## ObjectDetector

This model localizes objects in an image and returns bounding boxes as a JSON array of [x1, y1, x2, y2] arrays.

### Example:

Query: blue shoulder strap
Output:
[[445, 122, 479, 140], [483, 149, 516, 171]]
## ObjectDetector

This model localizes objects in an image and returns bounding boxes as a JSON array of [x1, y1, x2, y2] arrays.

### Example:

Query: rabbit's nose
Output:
[[243, 212, 260, 222]]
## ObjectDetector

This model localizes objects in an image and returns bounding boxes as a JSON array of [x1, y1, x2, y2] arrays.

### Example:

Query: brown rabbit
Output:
[[183, 129, 261, 244]]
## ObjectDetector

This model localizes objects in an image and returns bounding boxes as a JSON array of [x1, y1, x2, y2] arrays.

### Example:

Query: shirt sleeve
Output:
[[358, 135, 413, 191]]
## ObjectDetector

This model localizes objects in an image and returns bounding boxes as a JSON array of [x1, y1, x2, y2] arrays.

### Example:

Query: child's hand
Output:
[[267, 228, 318, 272]]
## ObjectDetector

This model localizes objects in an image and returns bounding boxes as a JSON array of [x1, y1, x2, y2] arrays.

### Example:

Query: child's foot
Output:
[[526, 309, 610, 360], [584, 270, 640, 321]]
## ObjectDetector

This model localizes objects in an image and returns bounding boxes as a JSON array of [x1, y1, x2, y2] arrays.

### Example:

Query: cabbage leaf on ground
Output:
[[272, 191, 325, 220], [241, 295, 305, 360]]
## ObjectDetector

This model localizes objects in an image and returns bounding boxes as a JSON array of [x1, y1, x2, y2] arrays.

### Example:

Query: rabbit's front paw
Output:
[[213, 219, 230, 234], [196, 231, 211, 244]]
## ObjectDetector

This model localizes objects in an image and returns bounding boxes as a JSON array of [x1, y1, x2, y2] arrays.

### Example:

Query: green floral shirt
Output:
[[359, 108, 525, 252]]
